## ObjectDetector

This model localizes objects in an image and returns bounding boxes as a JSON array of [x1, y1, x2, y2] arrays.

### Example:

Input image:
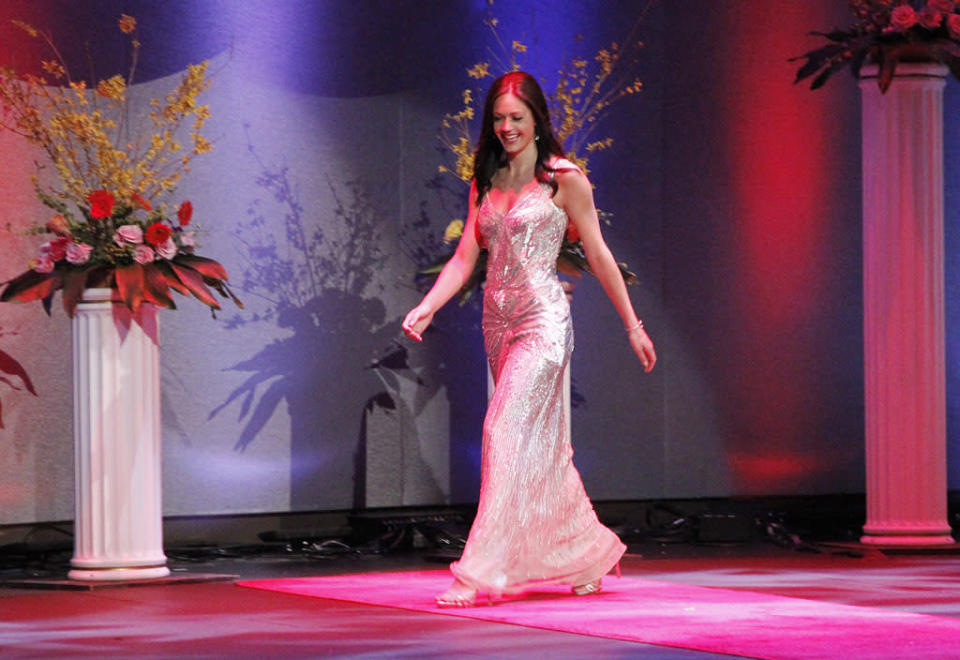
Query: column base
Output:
[[861, 526, 954, 546], [68, 564, 170, 581]]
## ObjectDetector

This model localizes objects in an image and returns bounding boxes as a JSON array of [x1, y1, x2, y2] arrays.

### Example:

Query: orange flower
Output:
[[132, 193, 152, 211], [118, 14, 136, 34], [46, 214, 70, 236]]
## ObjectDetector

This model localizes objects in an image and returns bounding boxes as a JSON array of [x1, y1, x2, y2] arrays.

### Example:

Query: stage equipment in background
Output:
[[347, 507, 469, 557], [859, 63, 953, 546]]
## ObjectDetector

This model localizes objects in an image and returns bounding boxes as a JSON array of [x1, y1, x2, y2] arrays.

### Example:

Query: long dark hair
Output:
[[473, 71, 565, 205]]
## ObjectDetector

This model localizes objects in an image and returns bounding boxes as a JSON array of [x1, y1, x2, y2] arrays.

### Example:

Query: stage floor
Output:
[[2, 540, 960, 658]]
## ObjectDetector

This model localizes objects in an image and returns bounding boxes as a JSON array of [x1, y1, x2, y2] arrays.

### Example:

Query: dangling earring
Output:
[[535, 135, 540, 142]]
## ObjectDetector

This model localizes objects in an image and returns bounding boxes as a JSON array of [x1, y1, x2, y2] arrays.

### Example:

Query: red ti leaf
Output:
[[0, 270, 62, 303], [173, 255, 229, 281], [142, 263, 175, 309], [61, 269, 89, 317], [115, 264, 146, 313], [168, 262, 220, 309], [208, 279, 244, 309], [153, 261, 190, 297]]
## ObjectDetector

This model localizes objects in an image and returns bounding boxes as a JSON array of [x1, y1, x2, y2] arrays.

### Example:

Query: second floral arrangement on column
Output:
[[794, 0, 960, 93], [0, 14, 241, 318]]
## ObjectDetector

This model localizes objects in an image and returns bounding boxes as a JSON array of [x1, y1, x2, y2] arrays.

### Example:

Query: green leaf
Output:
[[33, 184, 68, 214], [811, 58, 850, 90], [878, 52, 897, 93], [930, 41, 960, 59], [822, 30, 854, 43], [794, 57, 828, 83], [792, 44, 846, 84], [850, 48, 870, 79]]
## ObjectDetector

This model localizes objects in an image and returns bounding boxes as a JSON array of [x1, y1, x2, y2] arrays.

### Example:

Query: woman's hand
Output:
[[628, 325, 656, 373], [402, 305, 435, 343]]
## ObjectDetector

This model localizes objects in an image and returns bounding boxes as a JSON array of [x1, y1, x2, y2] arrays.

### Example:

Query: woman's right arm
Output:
[[402, 181, 482, 342]]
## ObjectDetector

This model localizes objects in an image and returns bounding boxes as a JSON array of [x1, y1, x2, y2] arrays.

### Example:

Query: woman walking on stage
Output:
[[403, 71, 656, 607]]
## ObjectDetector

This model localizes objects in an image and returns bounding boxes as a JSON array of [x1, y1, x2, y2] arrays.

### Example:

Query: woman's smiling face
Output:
[[492, 92, 536, 157]]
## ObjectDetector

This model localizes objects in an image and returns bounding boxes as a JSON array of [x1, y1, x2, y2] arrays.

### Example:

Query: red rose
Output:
[[88, 190, 114, 219], [891, 5, 918, 31], [949, 13, 960, 38], [145, 222, 173, 246], [40, 236, 70, 262], [919, 7, 943, 29], [132, 193, 152, 211], [177, 200, 193, 226]]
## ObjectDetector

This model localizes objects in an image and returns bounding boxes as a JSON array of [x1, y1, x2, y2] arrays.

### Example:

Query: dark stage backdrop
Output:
[[0, 1, 952, 525]]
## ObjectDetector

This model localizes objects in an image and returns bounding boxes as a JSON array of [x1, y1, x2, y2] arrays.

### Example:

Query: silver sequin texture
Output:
[[451, 181, 626, 596]]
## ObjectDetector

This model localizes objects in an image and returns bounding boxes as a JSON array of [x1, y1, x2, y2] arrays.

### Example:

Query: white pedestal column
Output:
[[69, 288, 170, 580], [859, 64, 953, 546]]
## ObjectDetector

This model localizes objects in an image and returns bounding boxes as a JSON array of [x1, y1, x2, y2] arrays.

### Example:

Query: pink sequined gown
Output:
[[450, 178, 626, 596]]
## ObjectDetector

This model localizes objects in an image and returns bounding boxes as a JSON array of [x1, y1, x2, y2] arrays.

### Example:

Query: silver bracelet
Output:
[[625, 319, 644, 333]]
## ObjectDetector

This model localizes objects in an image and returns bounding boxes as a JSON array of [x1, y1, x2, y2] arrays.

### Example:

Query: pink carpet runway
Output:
[[238, 569, 960, 659]]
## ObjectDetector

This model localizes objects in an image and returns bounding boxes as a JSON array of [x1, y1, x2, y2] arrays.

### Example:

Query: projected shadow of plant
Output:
[[0, 331, 37, 434], [212, 143, 404, 509]]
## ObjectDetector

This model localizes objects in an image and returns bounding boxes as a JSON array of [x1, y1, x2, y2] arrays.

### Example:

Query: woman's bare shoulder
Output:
[[548, 157, 582, 175]]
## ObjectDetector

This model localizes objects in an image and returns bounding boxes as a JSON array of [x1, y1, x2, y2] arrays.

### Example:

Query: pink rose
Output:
[[179, 231, 196, 248], [891, 4, 918, 30], [66, 242, 93, 265], [133, 244, 155, 264], [155, 236, 178, 260], [31, 255, 54, 273], [919, 6, 943, 28], [40, 236, 70, 261], [948, 13, 960, 37], [930, 0, 956, 13], [113, 224, 143, 246]]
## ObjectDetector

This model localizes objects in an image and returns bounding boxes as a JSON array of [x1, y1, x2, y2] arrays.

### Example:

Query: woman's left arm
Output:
[[560, 169, 656, 372]]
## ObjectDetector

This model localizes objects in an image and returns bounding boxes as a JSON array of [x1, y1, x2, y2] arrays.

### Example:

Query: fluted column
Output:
[[69, 288, 170, 579], [859, 64, 953, 545]]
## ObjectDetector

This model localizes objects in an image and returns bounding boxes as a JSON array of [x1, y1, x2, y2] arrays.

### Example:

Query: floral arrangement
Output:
[[794, 0, 960, 93], [424, 4, 654, 302], [0, 15, 240, 316]]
